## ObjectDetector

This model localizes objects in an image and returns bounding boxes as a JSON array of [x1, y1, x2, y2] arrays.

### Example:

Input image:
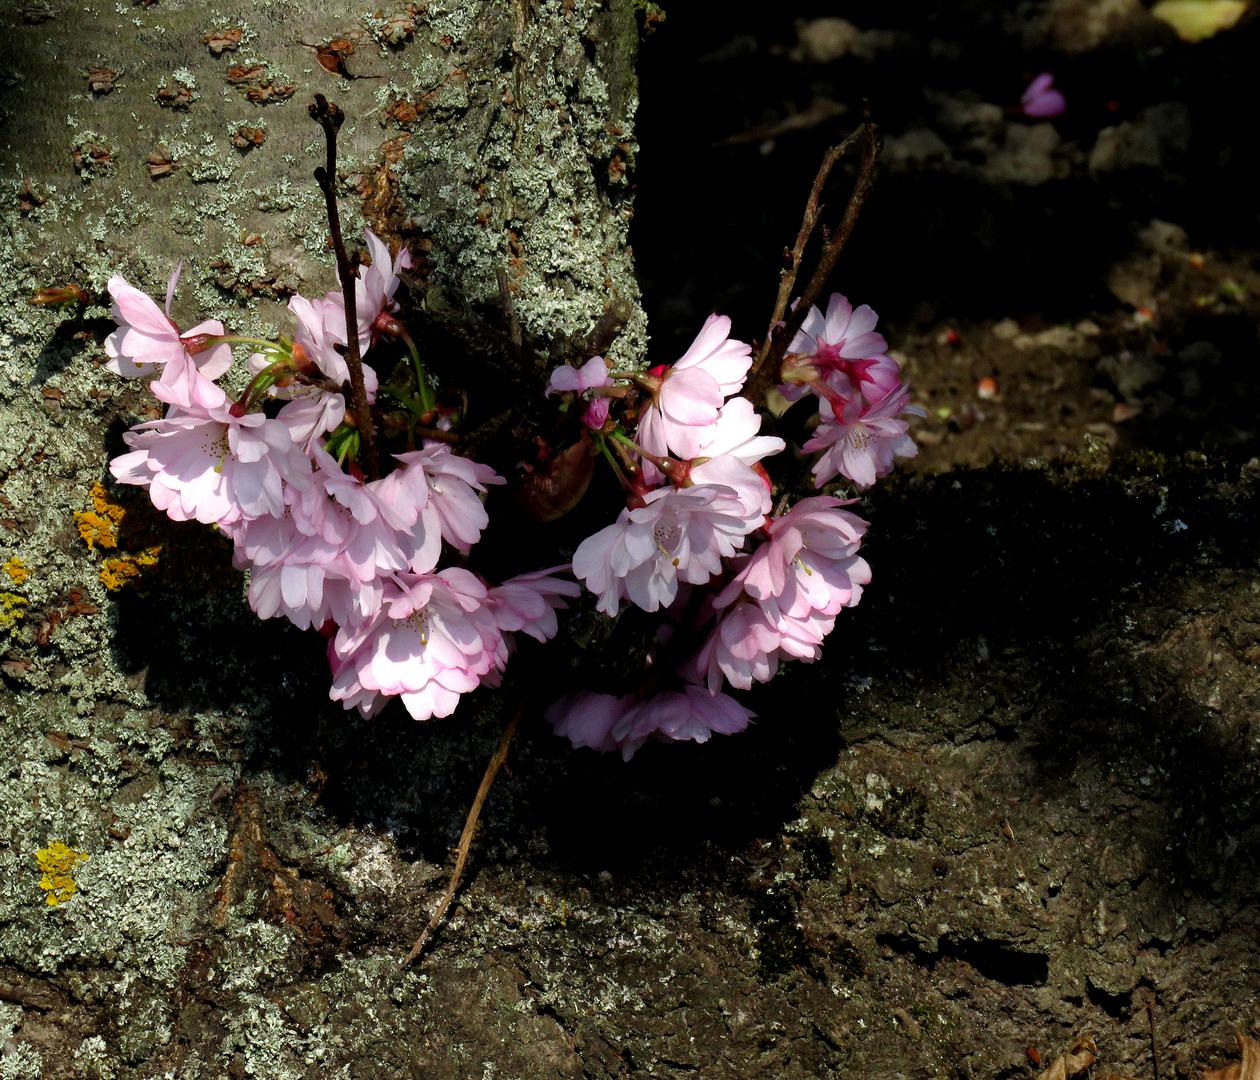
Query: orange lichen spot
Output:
[[75, 482, 126, 551], [36, 841, 89, 906], [3, 557, 28, 585], [0, 592, 27, 637], [99, 546, 161, 591]]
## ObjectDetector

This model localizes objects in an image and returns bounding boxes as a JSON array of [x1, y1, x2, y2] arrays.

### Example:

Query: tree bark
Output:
[[2, 3, 1260, 1079]]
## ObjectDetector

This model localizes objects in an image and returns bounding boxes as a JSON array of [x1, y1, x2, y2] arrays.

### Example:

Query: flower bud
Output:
[[180, 332, 216, 355], [289, 341, 315, 375], [28, 285, 90, 309], [372, 310, 407, 340]]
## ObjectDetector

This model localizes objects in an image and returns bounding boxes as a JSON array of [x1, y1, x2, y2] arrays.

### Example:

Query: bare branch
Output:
[[401, 693, 527, 966], [310, 94, 380, 480], [742, 120, 881, 406]]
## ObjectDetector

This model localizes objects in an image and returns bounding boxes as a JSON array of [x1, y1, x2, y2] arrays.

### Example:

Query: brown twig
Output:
[[495, 266, 523, 358], [401, 694, 527, 967], [742, 119, 881, 406], [309, 94, 380, 481], [414, 425, 461, 444], [1147, 997, 1160, 1080]]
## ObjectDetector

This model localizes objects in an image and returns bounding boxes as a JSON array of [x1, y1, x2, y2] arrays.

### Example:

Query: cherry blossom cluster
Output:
[[776, 294, 924, 488], [97, 217, 920, 759], [104, 230, 578, 723], [543, 294, 918, 758]]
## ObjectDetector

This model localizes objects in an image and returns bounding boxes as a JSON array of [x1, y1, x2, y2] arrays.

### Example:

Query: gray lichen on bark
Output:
[[0, 1, 645, 1076]]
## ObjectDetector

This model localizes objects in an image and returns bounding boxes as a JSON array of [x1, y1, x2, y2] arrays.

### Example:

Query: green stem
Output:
[[610, 430, 678, 478], [593, 433, 632, 491], [204, 335, 288, 353], [401, 332, 435, 413]]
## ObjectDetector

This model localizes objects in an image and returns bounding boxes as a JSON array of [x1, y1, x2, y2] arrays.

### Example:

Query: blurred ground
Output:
[[632, 0, 1260, 471]]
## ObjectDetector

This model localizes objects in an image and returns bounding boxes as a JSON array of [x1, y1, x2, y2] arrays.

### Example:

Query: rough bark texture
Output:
[[3, 1, 1260, 1079]]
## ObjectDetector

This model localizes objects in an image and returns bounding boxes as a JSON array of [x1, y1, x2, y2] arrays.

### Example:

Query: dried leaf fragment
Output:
[[245, 81, 295, 103], [385, 98, 420, 123], [2, 655, 32, 677], [1037, 1035, 1097, 1080], [203, 27, 242, 54], [226, 62, 266, 83], [300, 37, 356, 76], [71, 139, 112, 175], [17, 178, 46, 214], [232, 124, 266, 149], [145, 145, 175, 177], [371, 10, 416, 44], [1205, 1034, 1260, 1080], [154, 80, 195, 109], [87, 66, 116, 93]]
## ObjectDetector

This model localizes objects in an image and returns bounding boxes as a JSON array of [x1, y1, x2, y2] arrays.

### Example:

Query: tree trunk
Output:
[[2, 2, 1260, 1079]]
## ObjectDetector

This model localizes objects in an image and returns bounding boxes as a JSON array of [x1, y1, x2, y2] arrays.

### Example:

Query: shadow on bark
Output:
[[100, 442, 1260, 895]]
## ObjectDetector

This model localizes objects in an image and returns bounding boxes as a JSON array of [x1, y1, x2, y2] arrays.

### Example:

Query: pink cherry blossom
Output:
[[637, 314, 753, 462], [681, 499, 869, 696], [328, 568, 507, 721], [321, 229, 413, 354], [685, 599, 785, 692], [1021, 73, 1065, 119], [804, 383, 923, 489], [573, 482, 759, 616], [547, 356, 616, 431], [105, 267, 232, 397], [110, 393, 312, 527], [714, 496, 867, 609], [286, 293, 379, 400], [277, 392, 346, 455], [684, 396, 784, 516], [610, 685, 754, 759], [545, 690, 633, 753], [547, 355, 613, 396], [292, 448, 441, 576], [393, 445, 505, 553], [489, 566, 581, 643], [686, 596, 837, 693], [241, 542, 348, 631], [240, 445, 504, 630], [780, 293, 900, 405]]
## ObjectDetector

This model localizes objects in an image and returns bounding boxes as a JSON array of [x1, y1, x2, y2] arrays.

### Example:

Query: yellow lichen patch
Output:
[[3, 557, 29, 585], [35, 841, 90, 906], [1151, 0, 1249, 41], [99, 546, 162, 591], [74, 481, 126, 551], [0, 592, 28, 637]]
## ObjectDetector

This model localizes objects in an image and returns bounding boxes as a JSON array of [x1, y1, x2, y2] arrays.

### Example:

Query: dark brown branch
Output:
[[587, 296, 635, 357], [495, 266, 523, 358], [309, 94, 380, 481], [401, 694, 527, 967], [742, 120, 880, 406]]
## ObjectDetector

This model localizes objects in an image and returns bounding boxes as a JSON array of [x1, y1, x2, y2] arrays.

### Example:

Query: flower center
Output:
[[654, 518, 682, 566], [202, 424, 233, 473], [410, 607, 431, 646]]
